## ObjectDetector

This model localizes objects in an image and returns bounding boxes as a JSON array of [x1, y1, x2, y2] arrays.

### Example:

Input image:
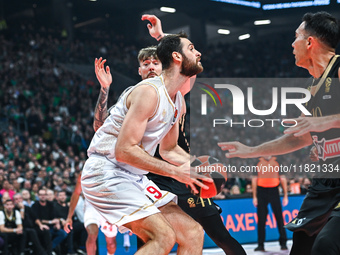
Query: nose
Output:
[[149, 63, 156, 70], [196, 50, 201, 57]]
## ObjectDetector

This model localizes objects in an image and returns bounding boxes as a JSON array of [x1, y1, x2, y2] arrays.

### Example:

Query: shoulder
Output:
[[15, 210, 21, 218], [126, 83, 159, 112]]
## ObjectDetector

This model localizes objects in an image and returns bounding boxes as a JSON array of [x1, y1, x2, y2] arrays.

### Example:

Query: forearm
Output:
[[280, 177, 288, 197], [93, 86, 110, 132], [159, 145, 190, 166], [252, 178, 257, 198], [0, 226, 18, 233], [41, 219, 54, 225], [320, 114, 340, 129], [35, 219, 43, 228], [67, 184, 81, 220], [252, 134, 312, 157], [116, 145, 178, 177]]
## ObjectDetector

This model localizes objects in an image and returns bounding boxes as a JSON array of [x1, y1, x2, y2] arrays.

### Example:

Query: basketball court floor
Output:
[[170, 240, 292, 255]]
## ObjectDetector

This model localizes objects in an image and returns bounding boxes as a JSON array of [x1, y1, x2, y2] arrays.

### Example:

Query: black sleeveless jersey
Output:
[[306, 55, 340, 167], [3, 210, 17, 229], [148, 114, 190, 195]]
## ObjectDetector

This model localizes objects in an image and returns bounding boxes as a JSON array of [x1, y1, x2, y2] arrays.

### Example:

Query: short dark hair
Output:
[[302, 12, 340, 49], [138, 46, 158, 62], [38, 188, 46, 195], [57, 190, 66, 196], [156, 32, 188, 70], [4, 199, 13, 204]]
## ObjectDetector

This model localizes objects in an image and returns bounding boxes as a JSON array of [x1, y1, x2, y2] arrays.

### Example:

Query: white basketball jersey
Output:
[[87, 75, 183, 175]]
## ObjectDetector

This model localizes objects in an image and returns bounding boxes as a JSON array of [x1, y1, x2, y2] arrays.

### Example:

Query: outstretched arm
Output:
[[93, 57, 112, 132], [284, 115, 340, 137], [64, 175, 82, 233], [218, 133, 312, 159]]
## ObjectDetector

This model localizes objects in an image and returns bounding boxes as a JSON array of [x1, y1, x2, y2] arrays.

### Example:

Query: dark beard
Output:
[[180, 54, 203, 77]]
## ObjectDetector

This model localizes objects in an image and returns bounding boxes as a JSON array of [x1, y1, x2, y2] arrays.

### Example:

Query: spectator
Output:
[[13, 193, 47, 255], [0, 199, 25, 255], [0, 180, 15, 200], [31, 188, 67, 255], [230, 185, 241, 195], [54, 191, 77, 255], [22, 189, 34, 207], [46, 189, 56, 202]]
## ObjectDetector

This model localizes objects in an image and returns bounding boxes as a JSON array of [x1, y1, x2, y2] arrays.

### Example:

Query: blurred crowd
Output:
[[0, 17, 320, 253]]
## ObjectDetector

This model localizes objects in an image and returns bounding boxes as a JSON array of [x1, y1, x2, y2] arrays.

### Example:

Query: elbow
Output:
[[93, 123, 98, 132], [115, 147, 128, 163]]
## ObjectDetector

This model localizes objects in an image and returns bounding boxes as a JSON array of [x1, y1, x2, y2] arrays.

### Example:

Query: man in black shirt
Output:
[[13, 193, 47, 255], [32, 188, 67, 255], [55, 190, 83, 255]]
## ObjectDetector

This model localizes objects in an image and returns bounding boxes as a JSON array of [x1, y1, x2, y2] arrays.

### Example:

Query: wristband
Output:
[[20, 209, 24, 212], [49, 220, 52, 224], [13, 229, 16, 233]]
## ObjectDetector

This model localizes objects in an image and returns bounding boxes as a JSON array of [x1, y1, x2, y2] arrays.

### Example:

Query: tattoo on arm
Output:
[[94, 87, 109, 131]]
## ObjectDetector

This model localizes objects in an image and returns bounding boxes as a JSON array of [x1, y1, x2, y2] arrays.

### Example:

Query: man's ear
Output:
[[138, 67, 141, 76], [307, 36, 314, 48], [172, 51, 182, 64]]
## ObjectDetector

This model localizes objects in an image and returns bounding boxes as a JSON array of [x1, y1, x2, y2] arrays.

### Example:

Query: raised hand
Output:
[[95, 57, 112, 89], [141, 14, 164, 40]]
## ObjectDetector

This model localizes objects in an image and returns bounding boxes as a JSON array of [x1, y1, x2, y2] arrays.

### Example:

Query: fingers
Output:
[[284, 126, 309, 137], [282, 118, 298, 124], [147, 23, 152, 30], [141, 14, 150, 21], [217, 142, 236, 151], [283, 117, 313, 136], [217, 142, 240, 158], [141, 14, 155, 22], [193, 178, 210, 190], [225, 151, 240, 158], [191, 170, 213, 183], [100, 59, 107, 69], [95, 57, 111, 77], [188, 183, 198, 194]]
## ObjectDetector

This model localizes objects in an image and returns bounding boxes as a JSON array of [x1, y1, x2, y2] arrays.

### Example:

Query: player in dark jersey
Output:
[[218, 12, 340, 255], [147, 119, 246, 255]]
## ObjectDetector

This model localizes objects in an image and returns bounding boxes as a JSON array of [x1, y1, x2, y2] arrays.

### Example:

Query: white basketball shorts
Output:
[[81, 156, 177, 230], [84, 199, 118, 237]]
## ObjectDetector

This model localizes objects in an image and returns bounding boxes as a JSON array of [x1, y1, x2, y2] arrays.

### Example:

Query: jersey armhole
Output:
[[123, 83, 160, 121]]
